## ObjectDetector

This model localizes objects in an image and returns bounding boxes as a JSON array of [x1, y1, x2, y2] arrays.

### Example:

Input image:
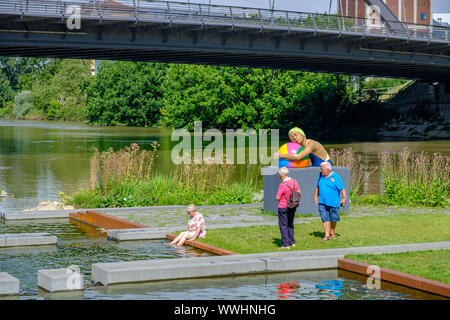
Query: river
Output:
[[0, 119, 449, 211]]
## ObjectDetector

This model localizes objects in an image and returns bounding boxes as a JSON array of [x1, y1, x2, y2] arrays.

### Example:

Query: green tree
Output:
[[86, 61, 167, 126], [0, 71, 14, 107], [0, 57, 49, 91], [31, 59, 92, 120]]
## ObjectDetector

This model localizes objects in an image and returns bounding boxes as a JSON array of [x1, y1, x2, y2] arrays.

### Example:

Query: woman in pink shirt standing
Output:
[[276, 167, 301, 249]]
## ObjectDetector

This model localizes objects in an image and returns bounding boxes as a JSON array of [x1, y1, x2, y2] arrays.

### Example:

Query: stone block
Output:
[[263, 255, 343, 272], [92, 256, 267, 286], [1, 211, 70, 220], [0, 272, 20, 296], [0, 233, 57, 247], [38, 268, 83, 292]]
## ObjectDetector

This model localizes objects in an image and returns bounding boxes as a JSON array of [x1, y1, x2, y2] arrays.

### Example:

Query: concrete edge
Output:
[[91, 253, 343, 286], [338, 258, 450, 298]]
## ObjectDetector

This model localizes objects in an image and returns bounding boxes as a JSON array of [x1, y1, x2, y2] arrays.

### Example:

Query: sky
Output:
[[153, 0, 450, 14]]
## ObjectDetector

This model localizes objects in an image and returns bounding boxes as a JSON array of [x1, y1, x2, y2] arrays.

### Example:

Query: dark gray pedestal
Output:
[[263, 166, 350, 215]]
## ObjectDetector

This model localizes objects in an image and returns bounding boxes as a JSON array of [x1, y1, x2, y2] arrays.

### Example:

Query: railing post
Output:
[[312, 13, 317, 34], [199, 4, 204, 27], [166, 1, 172, 25], [229, 6, 234, 28], [258, 8, 263, 30], [285, 11, 290, 31]]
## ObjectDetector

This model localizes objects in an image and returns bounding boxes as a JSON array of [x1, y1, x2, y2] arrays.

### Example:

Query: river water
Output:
[[0, 119, 449, 211]]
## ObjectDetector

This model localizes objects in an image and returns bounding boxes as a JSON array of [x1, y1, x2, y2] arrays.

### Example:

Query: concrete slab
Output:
[[38, 268, 83, 292], [92, 241, 450, 286], [1, 210, 71, 220], [0, 233, 57, 247], [91, 252, 342, 286], [0, 272, 20, 296], [263, 255, 342, 272], [92, 256, 267, 286]]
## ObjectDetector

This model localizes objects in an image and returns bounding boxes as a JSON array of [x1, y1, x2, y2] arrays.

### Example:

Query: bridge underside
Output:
[[1, 15, 449, 83]]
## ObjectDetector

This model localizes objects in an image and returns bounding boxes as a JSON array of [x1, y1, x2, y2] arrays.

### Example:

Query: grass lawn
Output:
[[346, 250, 450, 284], [196, 213, 450, 254]]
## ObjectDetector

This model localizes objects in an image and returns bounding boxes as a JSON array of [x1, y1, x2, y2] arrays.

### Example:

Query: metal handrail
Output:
[[0, 0, 449, 43]]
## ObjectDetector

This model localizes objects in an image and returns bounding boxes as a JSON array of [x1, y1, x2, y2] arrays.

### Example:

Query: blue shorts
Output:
[[318, 204, 340, 223]]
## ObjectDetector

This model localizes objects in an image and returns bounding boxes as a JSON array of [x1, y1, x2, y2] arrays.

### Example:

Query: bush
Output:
[[0, 101, 13, 119]]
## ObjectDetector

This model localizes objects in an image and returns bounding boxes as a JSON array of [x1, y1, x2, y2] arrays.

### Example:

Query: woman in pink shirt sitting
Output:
[[170, 204, 206, 246], [276, 167, 300, 249]]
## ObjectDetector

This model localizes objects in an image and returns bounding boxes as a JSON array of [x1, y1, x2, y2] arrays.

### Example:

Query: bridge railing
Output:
[[1, 0, 449, 43]]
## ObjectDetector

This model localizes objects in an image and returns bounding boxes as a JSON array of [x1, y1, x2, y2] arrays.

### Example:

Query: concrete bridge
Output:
[[0, 0, 449, 83]]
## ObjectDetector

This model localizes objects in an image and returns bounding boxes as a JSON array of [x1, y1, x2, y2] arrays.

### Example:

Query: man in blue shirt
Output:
[[314, 162, 347, 241]]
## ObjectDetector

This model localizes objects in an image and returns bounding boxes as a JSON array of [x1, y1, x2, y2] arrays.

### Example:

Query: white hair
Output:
[[320, 162, 332, 170], [278, 167, 289, 177], [186, 204, 196, 213]]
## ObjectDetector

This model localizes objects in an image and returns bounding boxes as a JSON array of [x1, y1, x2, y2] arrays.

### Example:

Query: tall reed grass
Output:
[[378, 147, 450, 207], [73, 143, 261, 208]]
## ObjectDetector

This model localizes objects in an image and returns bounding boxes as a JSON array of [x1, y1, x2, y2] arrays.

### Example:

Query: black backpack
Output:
[[282, 180, 301, 209]]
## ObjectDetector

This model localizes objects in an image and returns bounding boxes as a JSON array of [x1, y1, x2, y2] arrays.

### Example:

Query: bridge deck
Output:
[[0, 0, 449, 82]]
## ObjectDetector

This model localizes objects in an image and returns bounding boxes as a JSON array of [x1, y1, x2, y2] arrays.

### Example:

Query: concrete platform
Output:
[[0, 272, 20, 296], [91, 241, 450, 286], [0, 210, 71, 220], [38, 268, 83, 292], [0, 233, 57, 247], [92, 252, 342, 286]]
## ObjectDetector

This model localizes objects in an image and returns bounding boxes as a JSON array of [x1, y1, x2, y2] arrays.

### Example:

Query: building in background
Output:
[[338, 0, 431, 25]]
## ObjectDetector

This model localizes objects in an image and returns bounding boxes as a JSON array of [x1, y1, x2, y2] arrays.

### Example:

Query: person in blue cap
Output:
[[275, 127, 332, 167]]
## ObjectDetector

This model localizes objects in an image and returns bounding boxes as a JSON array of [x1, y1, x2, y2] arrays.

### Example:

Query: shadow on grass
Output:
[[272, 238, 282, 247], [310, 231, 341, 238], [310, 231, 325, 238]]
